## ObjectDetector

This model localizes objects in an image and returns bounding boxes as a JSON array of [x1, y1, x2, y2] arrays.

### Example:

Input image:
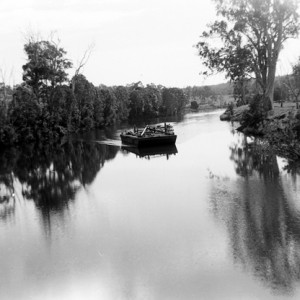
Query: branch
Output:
[[74, 43, 95, 76]]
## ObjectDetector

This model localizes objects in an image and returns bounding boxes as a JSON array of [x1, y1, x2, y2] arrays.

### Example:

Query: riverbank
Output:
[[220, 102, 299, 122], [1, 111, 300, 300], [220, 102, 300, 160]]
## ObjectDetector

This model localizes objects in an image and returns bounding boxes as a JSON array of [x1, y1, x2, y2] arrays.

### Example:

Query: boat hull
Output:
[[121, 145, 178, 157], [120, 134, 177, 147]]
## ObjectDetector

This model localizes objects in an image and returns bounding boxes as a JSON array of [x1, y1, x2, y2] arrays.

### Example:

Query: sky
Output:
[[1, 0, 300, 88]]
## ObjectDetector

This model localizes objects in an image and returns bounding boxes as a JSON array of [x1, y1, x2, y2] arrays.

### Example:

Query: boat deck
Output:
[[120, 124, 177, 147]]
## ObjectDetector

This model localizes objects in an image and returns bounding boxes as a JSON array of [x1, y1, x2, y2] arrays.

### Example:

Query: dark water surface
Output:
[[1, 111, 300, 300]]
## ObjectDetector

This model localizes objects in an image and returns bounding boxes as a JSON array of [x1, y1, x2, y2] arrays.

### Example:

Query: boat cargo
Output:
[[120, 123, 177, 147]]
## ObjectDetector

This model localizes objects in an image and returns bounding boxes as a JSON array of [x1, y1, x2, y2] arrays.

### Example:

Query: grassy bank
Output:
[[221, 102, 300, 161]]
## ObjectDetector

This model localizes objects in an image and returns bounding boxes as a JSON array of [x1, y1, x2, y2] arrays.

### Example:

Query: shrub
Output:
[[191, 101, 199, 110], [240, 94, 269, 133]]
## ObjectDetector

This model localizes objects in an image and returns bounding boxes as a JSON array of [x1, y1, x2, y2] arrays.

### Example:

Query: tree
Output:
[[9, 85, 41, 142], [142, 85, 161, 118], [128, 83, 145, 119], [161, 88, 187, 116], [98, 87, 117, 126], [113, 85, 130, 121], [127, 83, 163, 119], [196, 0, 299, 110], [0, 67, 14, 102], [22, 38, 72, 100], [271, 79, 288, 107], [71, 43, 95, 93], [233, 80, 250, 106], [191, 100, 199, 110], [72, 74, 96, 130], [284, 59, 300, 108], [49, 85, 80, 133]]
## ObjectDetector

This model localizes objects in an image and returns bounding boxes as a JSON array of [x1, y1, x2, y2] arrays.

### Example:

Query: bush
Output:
[[240, 94, 269, 134], [0, 125, 16, 146], [191, 101, 199, 110], [261, 108, 300, 160]]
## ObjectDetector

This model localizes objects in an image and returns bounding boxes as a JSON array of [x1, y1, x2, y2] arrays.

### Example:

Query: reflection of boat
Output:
[[122, 145, 178, 159], [120, 123, 177, 147]]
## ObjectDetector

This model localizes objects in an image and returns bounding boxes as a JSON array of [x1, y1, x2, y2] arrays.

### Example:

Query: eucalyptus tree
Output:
[[196, 0, 300, 109], [22, 39, 72, 101]]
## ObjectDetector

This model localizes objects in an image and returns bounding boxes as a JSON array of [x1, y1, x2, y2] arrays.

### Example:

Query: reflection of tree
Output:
[[283, 160, 300, 177], [210, 135, 300, 293], [0, 141, 118, 226], [229, 134, 280, 178], [0, 149, 17, 222], [0, 197, 15, 222]]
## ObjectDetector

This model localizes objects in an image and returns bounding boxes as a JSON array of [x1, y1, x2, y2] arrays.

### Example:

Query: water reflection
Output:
[[2, 111, 300, 300], [121, 145, 178, 159], [0, 196, 15, 222], [210, 134, 300, 294], [229, 134, 280, 178], [0, 149, 17, 223], [0, 141, 118, 226]]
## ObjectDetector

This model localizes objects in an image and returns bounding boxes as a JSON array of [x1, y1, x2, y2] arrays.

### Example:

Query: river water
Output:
[[1, 110, 300, 300]]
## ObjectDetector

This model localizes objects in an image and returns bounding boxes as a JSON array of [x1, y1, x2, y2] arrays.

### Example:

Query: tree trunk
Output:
[[264, 53, 279, 111], [264, 76, 275, 110], [241, 80, 246, 104]]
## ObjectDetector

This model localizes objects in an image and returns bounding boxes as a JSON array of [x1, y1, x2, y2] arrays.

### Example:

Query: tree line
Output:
[[0, 38, 187, 147]]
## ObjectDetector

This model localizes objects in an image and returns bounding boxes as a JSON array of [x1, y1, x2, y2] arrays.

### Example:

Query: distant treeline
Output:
[[0, 79, 187, 146], [184, 84, 232, 100], [0, 39, 187, 147]]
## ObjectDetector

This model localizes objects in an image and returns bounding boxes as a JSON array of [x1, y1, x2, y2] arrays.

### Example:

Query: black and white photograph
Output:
[[1, 0, 300, 299]]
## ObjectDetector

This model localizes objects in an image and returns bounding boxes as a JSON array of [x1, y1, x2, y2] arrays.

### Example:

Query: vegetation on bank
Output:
[[196, 0, 299, 109], [240, 99, 300, 161], [0, 38, 187, 147], [1, 0, 300, 161], [196, 0, 300, 161]]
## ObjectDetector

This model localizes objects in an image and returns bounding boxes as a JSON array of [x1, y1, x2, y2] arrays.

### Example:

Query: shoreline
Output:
[[220, 102, 300, 161]]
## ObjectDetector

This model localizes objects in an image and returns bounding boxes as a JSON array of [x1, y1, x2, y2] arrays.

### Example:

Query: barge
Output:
[[120, 123, 177, 147]]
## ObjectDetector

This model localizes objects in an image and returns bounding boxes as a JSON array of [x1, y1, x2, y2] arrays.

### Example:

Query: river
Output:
[[0, 110, 300, 300]]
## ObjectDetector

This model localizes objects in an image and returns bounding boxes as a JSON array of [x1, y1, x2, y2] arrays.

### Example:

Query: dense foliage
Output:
[[23, 40, 72, 99], [263, 110, 300, 160], [239, 94, 269, 134], [0, 40, 188, 147]]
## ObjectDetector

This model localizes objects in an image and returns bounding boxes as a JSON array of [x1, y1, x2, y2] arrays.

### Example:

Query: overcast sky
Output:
[[1, 0, 300, 88]]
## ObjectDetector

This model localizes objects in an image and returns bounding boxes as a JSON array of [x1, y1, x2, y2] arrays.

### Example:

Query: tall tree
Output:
[[71, 43, 95, 93], [196, 0, 299, 109], [22, 39, 72, 100]]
